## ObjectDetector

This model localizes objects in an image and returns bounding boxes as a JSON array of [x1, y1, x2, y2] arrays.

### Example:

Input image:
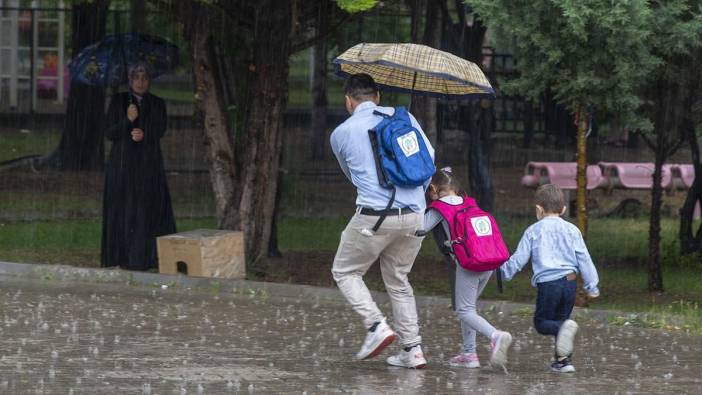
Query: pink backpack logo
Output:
[[430, 197, 509, 272]]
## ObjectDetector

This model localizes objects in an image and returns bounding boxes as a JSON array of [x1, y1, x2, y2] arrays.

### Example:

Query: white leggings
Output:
[[455, 266, 497, 353]]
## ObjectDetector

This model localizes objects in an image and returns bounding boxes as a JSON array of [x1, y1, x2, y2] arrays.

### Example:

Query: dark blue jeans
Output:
[[533, 276, 577, 337]]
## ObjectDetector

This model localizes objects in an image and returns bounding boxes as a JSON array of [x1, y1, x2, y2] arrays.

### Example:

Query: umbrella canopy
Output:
[[332, 43, 494, 100], [68, 33, 179, 87]]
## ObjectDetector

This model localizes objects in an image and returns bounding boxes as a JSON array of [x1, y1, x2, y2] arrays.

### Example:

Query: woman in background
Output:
[[101, 62, 176, 271]]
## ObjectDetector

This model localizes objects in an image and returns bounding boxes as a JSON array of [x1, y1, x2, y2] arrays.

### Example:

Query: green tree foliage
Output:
[[467, 0, 702, 293], [637, 1, 702, 292], [467, 0, 657, 128], [336, 0, 379, 13]]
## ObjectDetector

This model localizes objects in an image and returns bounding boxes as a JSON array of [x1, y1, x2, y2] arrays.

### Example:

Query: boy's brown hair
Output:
[[535, 184, 565, 214]]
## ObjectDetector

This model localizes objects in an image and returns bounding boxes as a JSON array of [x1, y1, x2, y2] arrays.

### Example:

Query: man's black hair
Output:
[[344, 73, 379, 101]]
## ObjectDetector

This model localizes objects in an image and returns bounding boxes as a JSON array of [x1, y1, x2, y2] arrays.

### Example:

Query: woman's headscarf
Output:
[[128, 61, 153, 83]]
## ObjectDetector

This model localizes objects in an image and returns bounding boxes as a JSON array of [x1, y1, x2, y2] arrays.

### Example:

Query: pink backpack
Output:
[[429, 196, 509, 272]]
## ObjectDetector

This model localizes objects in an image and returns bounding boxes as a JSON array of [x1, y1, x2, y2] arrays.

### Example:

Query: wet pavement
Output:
[[0, 271, 701, 394]]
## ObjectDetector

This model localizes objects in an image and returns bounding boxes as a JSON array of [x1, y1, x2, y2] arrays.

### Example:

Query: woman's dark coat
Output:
[[101, 91, 176, 270]]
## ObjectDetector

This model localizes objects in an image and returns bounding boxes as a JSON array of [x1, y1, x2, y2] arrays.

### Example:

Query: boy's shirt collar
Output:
[[353, 101, 377, 114]]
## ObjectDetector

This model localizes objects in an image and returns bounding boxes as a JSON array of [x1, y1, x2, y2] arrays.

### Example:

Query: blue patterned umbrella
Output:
[[68, 33, 179, 87]]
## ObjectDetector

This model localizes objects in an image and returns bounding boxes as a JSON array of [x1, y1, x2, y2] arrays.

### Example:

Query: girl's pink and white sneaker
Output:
[[489, 331, 513, 366], [449, 352, 480, 368]]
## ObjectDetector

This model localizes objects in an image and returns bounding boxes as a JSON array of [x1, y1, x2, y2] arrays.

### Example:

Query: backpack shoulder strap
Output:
[[372, 109, 393, 118], [462, 195, 480, 210]]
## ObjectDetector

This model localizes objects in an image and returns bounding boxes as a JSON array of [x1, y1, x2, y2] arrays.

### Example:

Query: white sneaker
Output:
[[386, 345, 427, 369], [489, 331, 512, 366], [556, 320, 579, 358], [551, 357, 576, 373], [355, 320, 396, 360]]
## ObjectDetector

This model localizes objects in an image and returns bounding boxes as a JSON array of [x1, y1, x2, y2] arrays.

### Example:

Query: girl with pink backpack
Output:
[[420, 168, 512, 368]]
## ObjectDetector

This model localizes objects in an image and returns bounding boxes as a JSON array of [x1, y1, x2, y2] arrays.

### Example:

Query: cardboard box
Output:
[[157, 229, 245, 279]]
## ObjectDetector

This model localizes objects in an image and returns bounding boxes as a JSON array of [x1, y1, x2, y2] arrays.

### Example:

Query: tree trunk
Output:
[[411, 0, 441, 146], [467, 100, 495, 211], [646, 75, 684, 292], [648, 151, 665, 292], [238, 1, 292, 263], [310, 0, 329, 161], [575, 106, 588, 235], [53, 0, 110, 171], [268, 166, 284, 258], [573, 106, 592, 306], [677, 49, 702, 257], [523, 100, 534, 148], [679, 118, 702, 255], [130, 0, 146, 33], [445, 3, 493, 209], [646, 67, 689, 291], [409, 0, 426, 42], [187, 4, 239, 230]]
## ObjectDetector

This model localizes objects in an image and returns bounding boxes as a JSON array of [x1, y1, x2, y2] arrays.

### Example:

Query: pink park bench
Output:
[[670, 164, 695, 188], [520, 162, 607, 190], [598, 162, 673, 189], [520, 161, 700, 218]]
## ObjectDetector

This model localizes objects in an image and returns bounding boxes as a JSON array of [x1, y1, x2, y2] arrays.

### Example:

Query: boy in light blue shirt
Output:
[[501, 184, 600, 373]]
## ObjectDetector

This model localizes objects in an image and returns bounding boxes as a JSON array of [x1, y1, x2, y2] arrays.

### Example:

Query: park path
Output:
[[0, 268, 700, 394]]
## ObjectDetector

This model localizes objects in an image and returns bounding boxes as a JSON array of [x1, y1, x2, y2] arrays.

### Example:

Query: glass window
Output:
[[17, 47, 30, 76], [0, 49, 10, 74], [0, 20, 11, 46], [18, 12, 32, 47], [38, 20, 57, 47], [37, 50, 58, 73]]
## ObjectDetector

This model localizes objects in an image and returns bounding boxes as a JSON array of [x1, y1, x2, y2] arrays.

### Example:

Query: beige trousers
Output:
[[332, 211, 424, 347]]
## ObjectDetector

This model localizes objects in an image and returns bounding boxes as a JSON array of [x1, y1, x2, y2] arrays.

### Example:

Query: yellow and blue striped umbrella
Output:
[[332, 43, 494, 100]]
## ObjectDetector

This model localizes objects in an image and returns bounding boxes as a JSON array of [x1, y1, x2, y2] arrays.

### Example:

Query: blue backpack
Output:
[[366, 107, 435, 232], [369, 106, 435, 189]]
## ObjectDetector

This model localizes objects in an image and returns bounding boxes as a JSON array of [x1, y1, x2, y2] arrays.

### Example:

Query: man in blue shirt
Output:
[[330, 74, 434, 369], [501, 184, 600, 373]]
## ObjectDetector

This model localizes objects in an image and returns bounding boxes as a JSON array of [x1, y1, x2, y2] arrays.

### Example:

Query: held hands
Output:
[[131, 128, 144, 142], [586, 289, 600, 300], [127, 104, 139, 122]]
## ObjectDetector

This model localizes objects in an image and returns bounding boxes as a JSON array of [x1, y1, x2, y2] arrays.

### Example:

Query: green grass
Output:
[[150, 87, 195, 103], [0, 215, 691, 273], [0, 218, 215, 266], [275, 215, 702, 334], [0, 131, 60, 163], [0, 192, 214, 220], [1, 214, 701, 333], [277, 215, 676, 263]]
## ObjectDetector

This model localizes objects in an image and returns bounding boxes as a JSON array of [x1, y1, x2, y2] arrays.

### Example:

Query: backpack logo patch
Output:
[[397, 131, 420, 157], [470, 216, 492, 236]]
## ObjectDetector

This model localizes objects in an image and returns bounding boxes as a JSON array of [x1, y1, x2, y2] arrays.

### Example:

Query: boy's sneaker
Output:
[[556, 320, 579, 357], [355, 319, 396, 360], [551, 356, 576, 373], [489, 331, 513, 366], [386, 345, 427, 369], [449, 352, 480, 368]]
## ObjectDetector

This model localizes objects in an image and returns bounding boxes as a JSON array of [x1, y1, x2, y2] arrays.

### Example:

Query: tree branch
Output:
[[639, 132, 657, 151], [213, 0, 256, 29], [667, 136, 686, 157], [291, 13, 354, 53]]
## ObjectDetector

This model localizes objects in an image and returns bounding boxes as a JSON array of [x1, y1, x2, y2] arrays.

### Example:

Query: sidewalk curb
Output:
[[0, 260, 634, 326]]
